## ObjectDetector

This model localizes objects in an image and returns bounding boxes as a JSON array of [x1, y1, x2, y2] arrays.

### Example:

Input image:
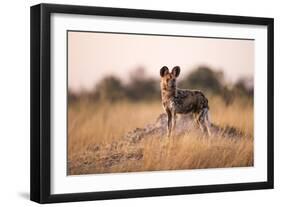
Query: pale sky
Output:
[[68, 31, 254, 92]]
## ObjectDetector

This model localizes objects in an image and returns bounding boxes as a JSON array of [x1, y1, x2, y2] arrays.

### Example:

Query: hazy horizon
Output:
[[68, 31, 254, 92]]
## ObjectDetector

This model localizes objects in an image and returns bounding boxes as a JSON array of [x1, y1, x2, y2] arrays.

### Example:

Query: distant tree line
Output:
[[69, 66, 253, 105]]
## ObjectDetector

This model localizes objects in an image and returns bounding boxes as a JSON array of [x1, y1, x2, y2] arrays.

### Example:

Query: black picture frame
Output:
[[30, 3, 274, 204]]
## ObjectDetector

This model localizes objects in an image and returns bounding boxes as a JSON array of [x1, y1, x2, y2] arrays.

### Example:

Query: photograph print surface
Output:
[[67, 31, 254, 175]]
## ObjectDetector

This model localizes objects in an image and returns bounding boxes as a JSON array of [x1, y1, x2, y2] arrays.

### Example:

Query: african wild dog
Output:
[[160, 66, 211, 137]]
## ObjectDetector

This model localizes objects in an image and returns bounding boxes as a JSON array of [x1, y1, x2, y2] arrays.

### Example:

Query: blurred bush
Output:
[[126, 67, 159, 101], [92, 76, 126, 102], [178, 66, 224, 94], [68, 66, 253, 105]]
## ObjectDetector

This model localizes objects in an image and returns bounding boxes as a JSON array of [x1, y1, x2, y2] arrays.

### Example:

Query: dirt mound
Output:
[[124, 113, 243, 143]]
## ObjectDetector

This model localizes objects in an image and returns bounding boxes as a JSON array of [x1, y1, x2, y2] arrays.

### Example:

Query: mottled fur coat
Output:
[[160, 66, 211, 137]]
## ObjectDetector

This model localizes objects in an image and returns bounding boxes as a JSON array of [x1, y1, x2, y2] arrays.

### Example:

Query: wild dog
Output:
[[160, 66, 211, 137]]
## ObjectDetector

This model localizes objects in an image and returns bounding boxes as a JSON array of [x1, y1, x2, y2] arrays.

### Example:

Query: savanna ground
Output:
[[67, 95, 253, 175]]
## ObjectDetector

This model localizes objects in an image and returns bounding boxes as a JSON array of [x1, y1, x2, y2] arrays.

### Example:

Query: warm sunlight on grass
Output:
[[67, 96, 253, 175]]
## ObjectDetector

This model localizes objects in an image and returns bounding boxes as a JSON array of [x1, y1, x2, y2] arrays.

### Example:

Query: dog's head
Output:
[[160, 66, 181, 90]]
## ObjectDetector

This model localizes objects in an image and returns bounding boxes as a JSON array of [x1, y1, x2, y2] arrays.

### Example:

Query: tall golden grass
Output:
[[68, 96, 253, 175]]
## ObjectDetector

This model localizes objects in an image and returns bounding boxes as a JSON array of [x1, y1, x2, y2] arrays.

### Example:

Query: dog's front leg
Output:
[[166, 110, 172, 137], [171, 111, 177, 137]]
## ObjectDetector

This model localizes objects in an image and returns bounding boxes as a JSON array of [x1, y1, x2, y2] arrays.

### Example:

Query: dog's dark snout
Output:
[[171, 79, 176, 86]]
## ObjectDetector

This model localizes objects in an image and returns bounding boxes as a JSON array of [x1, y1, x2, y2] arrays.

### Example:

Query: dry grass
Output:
[[67, 96, 253, 175]]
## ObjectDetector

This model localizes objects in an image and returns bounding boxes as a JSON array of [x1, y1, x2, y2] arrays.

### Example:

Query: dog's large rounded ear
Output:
[[172, 66, 181, 77], [160, 66, 169, 77]]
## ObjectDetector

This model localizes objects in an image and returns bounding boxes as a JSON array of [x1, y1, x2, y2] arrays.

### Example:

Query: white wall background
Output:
[[0, 0, 279, 206]]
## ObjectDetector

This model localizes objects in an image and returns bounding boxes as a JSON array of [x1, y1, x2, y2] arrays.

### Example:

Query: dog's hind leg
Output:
[[193, 112, 201, 129], [196, 111, 206, 133], [202, 108, 211, 136], [205, 110, 212, 136], [198, 108, 211, 136]]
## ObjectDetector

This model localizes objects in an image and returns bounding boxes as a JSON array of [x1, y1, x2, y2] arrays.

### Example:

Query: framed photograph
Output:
[[30, 3, 274, 203]]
